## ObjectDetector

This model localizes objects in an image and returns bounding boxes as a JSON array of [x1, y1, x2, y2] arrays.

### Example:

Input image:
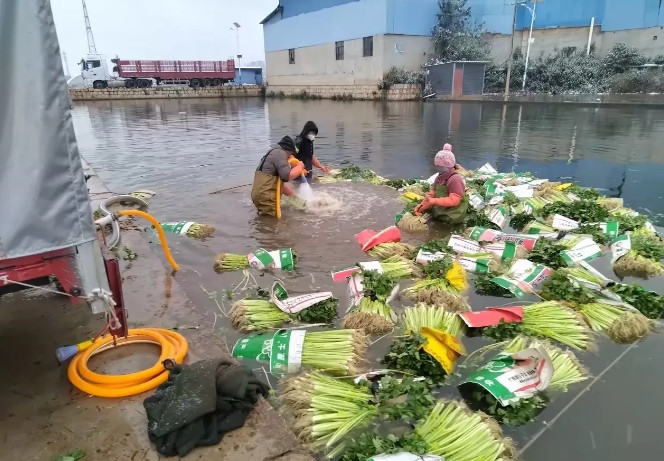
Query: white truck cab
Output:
[[79, 54, 153, 89]]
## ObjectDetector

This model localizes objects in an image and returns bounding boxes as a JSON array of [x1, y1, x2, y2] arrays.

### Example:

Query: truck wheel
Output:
[[211, 78, 222, 87], [93, 80, 106, 89], [138, 79, 149, 88], [125, 80, 136, 88], [190, 78, 201, 88], [203, 78, 211, 87]]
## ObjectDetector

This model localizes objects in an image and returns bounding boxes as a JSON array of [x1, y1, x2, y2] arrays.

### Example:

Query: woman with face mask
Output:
[[414, 144, 468, 224], [294, 121, 330, 180]]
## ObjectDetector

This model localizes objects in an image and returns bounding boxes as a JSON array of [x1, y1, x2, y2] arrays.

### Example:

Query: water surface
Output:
[[72, 98, 664, 459]]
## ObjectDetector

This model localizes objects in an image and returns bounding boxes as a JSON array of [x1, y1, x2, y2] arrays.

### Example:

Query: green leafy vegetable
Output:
[[540, 200, 609, 223], [566, 184, 600, 200], [465, 208, 500, 230], [539, 270, 596, 306], [361, 269, 397, 301], [383, 335, 447, 383], [510, 212, 532, 232], [337, 164, 378, 181], [481, 319, 525, 342], [54, 451, 86, 461], [474, 274, 514, 298], [574, 224, 611, 246], [527, 239, 567, 270], [339, 431, 429, 461], [376, 376, 436, 422], [502, 191, 521, 208], [609, 284, 664, 319], [418, 239, 450, 254], [613, 213, 647, 232], [421, 257, 453, 279], [295, 297, 338, 324], [466, 178, 487, 190], [465, 387, 548, 426], [631, 233, 664, 261]]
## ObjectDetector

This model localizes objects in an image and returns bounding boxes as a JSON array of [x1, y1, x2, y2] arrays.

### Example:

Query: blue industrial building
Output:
[[234, 67, 263, 85], [261, 0, 664, 90]]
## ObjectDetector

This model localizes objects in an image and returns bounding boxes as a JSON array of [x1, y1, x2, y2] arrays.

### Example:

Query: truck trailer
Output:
[[79, 54, 236, 89]]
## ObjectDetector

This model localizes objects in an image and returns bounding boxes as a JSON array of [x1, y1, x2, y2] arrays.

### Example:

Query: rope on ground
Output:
[[209, 183, 253, 195]]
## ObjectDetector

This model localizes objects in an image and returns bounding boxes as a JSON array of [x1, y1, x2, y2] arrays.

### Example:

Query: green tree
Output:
[[431, 0, 488, 61]]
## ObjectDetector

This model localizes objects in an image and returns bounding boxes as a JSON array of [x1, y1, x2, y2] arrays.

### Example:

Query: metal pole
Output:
[[587, 16, 595, 55], [236, 28, 242, 82], [504, 2, 518, 98], [522, 2, 536, 91]]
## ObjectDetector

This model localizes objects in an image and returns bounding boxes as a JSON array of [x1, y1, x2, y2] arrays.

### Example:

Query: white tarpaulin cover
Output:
[[0, 0, 96, 259]]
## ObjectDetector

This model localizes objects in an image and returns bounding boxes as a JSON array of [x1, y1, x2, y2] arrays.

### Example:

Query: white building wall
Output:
[[266, 36, 386, 86], [382, 35, 433, 71]]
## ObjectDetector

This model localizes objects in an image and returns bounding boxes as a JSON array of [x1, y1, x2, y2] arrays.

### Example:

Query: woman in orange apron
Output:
[[251, 136, 305, 218]]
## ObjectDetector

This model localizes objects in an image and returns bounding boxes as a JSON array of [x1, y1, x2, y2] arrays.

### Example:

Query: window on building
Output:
[[289, 48, 295, 64], [363, 36, 373, 57], [335, 41, 344, 61]]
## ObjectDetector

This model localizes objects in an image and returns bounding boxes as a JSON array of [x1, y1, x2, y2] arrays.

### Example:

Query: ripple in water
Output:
[[305, 191, 342, 213]]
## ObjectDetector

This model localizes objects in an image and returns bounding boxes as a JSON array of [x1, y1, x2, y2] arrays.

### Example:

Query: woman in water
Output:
[[251, 136, 305, 217], [414, 144, 468, 224], [294, 121, 330, 180]]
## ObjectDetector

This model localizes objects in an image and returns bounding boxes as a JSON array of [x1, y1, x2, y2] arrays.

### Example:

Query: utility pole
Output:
[[522, 1, 537, 91], [504, 2, 519, 98], [232, 22, 242, 83], [62, 52, 71, 77], [82, 0, 97, 54]]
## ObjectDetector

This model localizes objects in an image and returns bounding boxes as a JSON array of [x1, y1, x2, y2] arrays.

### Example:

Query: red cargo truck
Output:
[[80, 53, 236, 88]]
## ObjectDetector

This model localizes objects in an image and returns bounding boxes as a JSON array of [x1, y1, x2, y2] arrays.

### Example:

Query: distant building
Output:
[[234, 67, 263, 85], [260, 0, 439, 88]]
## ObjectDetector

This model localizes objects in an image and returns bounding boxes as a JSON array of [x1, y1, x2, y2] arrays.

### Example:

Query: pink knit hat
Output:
[[434, 144, 456, 168]]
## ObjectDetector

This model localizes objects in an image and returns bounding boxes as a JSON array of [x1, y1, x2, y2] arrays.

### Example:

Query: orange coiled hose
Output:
[[67, 328, 188, 398], [117, 209, 179, 270]]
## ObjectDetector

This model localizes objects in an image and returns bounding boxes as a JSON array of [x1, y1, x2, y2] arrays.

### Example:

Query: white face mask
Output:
[[307, 133, 316, 141]]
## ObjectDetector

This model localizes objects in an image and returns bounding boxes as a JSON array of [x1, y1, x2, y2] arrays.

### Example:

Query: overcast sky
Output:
[[51, 0, 278, 71]]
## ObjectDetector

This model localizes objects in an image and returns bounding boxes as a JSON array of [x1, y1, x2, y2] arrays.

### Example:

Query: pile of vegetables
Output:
[[367, 242, 416, 260], [613, 232, 664, 276], [342, 270, 398, 334], [397, 212, 429, 233], [336, 164, 384, 184], [230, 297, 338, 331], [402, 256, 470, 312]]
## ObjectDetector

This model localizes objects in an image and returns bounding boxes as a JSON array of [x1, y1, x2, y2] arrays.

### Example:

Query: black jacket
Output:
[[294, 121, 318, 179]]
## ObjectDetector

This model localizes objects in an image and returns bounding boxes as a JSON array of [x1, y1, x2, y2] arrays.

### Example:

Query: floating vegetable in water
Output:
[[403, 303, 465, 337], [609, 283, 664, 319], [578, 302, 652, 344], [213, 253, 249, 272], [398, 212, 429, 233], [342, 297, 395, 334], [230, 299, 290, 331], [367, 242, 416, 260]]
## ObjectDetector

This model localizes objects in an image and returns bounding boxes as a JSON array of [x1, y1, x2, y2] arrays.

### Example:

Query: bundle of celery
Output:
[[414, 400, 515, 461], [343, 269, 398, 334], [613, 233, 664, 277], [397, 213, 429, 233], [374, 255, 423, 279], [402, 258, 470, 312], [383, 305, 464, 382], [485, 301, 594, 350], [367, 242, 416, 260], [342, 297, 395, 334], [609, 283, 664, 319], [231, 298, 339, 331], [301, 330, 368, 375], [186, 223, 216, 238], [523, 220, 557, 235], [504, 336, 589, 391], [522, 301, 594, 350], [578, 302, 653, 344], [281, 372, 378, 455], [213, 253, 249, 272], [403, 304, 465, 337], [230, 299, 290, 332]]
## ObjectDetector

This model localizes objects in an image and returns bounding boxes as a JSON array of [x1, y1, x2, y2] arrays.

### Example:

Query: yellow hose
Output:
[[117, 209, 179, 271], [276, 179, 282, 219], [67, 328, 188, 398]]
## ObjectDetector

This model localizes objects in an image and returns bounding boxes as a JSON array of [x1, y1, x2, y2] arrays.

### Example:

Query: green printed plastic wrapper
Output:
[[232, 329, 306, 376], [457, 255, 491, 274], [459, 347, 553, 406], [247, 248, 295, 270], [468, 193, 485, 210], [561, 237, 602, 266], [489, 206, 508, 230], [611, 234, 631, 264], [160, 221, 195, 235], [484, 241, 518, 261], [600, 221, 620, 239], [492, 259, 552, 297], [270, 280, 334, 315]]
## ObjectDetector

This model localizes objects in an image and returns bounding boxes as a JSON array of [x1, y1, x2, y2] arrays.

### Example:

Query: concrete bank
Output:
[[266, 83, 421, 100], [436, 92, 664, 106], [69, 85, 264, 101], [0, 160, 311, 461]]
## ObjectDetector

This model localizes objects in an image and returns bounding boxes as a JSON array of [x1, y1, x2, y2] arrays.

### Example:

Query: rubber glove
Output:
[[429, 193, 462, 208], [414, 198, 432, 216]]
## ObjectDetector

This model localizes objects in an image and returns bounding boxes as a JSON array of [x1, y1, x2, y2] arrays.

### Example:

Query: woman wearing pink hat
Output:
[[414, 144, 468, 223]]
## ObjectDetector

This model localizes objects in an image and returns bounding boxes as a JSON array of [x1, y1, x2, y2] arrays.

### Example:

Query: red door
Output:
[[452, 64, 464, 98]]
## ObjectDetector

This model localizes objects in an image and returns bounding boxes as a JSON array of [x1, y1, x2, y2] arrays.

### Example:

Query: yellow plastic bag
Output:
[[555, 183, 572, 191], [402, 192, 424, 202], [445, 261, 468, 292], [421, 327, 466, 374]]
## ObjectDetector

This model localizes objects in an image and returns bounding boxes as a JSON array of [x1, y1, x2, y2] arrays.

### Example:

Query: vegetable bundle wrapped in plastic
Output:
[[367, 242, 416, 260], [402, 257, 470, 312]]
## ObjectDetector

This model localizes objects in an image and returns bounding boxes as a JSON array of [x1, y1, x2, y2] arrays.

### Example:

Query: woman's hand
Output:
[[414, 198, 432, 216], [319, 165, 331, 174]]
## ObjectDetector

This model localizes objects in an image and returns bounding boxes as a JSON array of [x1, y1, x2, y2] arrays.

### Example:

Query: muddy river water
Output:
[[73, 98, 664, 460]]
